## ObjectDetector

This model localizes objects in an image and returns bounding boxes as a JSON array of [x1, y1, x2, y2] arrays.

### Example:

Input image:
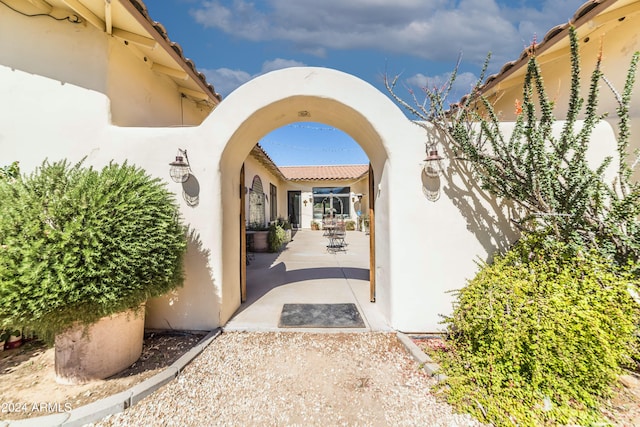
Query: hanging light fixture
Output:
[[169, 149, 190, 183], [423, 148, 444, 178]]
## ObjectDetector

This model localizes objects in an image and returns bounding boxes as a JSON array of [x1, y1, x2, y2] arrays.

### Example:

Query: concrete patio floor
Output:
[[224, 229, 392, 332]]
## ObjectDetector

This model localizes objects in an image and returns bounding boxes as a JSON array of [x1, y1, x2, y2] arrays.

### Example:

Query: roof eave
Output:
[[477, 0, 618, 97], [120, 0, 221, 104]]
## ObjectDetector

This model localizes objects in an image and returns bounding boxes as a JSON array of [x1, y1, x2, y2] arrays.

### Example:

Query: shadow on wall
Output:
[[146, 227, 220, 330], [425, 127, 519, 262], [182, 174, 200, 207]]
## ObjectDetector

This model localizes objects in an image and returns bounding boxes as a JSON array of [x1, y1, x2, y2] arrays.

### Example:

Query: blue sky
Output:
[[148, 0, 586, 165]]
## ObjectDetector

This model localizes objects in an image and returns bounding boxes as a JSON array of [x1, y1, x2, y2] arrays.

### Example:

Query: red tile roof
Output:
[[279, 165, 368, 181]]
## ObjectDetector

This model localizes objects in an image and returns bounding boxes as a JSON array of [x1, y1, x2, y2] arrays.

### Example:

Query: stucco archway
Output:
[[196, 67, 425, 327]]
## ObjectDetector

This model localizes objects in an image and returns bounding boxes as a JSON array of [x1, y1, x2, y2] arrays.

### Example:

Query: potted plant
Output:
[[277, 217, 292, 242], [311, 221, 320, 231], [267, 223, 287, 252], [247, 222, 269, 252], [362, 216, 370, 234], [0, 160, 186, 383]]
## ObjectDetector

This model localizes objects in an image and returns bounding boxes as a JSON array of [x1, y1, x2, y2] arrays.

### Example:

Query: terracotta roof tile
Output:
[[127, 0, 221, 101], [279, 165, 369, 181]]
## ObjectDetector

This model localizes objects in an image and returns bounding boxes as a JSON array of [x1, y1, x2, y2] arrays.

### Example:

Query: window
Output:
[[270, 183, 277, 221], [312, 187, 350, 219]]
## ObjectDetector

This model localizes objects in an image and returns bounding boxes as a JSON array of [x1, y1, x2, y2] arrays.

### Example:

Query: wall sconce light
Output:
[[303, 200, 308, 207], [423, 148, 444, 178], [169, 149, 190, 183]]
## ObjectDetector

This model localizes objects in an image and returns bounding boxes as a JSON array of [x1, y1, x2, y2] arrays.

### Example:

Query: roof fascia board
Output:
[[62, 0, 105, 31], [118, 0, 220, 103], [481, 0, 618, 95]]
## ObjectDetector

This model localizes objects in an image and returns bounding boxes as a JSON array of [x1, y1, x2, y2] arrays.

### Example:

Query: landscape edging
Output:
[[5, 328, 222, 427]]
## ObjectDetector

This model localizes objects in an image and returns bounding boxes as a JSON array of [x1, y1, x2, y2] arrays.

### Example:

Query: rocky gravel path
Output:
[[93, 332, 483, 426]]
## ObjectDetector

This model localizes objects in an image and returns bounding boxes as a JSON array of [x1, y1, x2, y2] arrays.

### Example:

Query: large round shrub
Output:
[[0, 160, 186, 341], [439, 233, 640, 426]]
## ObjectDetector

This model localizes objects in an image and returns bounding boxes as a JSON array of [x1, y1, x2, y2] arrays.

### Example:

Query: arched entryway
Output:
[[197, 67, 426, 328]]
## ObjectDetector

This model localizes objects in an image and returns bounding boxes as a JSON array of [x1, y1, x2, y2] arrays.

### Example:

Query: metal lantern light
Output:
[[423, 148, 444, 178], [169, 149, 190, 183]]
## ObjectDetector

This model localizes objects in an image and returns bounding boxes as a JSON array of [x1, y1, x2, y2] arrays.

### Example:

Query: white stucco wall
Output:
[[0, 65, 220, 329], [106, 38, 211, 127], [1, 7, 210, 129], [0, 5, 108, 95], [2, 21, 623, 334], [197, 66, 526, 331]]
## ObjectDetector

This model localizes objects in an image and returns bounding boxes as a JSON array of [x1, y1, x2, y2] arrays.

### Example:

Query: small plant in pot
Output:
[[0, 159, 187, 383], [267, 223, 287, 252], [276, 217, 292, 242]]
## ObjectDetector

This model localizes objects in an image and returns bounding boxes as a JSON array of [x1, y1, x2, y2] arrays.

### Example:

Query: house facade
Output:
[[244, 145, 369, 230], [0, 0, 635, 332]]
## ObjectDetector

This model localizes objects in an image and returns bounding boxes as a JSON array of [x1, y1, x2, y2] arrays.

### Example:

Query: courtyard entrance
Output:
[[225, 229, 389, 331]]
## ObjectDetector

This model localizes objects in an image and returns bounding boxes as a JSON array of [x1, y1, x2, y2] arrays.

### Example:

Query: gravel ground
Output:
[[93, 332, 483, 427]]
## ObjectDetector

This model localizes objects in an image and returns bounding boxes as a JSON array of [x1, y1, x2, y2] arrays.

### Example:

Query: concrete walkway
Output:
[[224, 229, 392, 332]]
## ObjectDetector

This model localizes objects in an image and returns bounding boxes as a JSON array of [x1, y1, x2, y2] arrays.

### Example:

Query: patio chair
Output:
[[327, 220, 347, 253], [323, 216, 336, 236]]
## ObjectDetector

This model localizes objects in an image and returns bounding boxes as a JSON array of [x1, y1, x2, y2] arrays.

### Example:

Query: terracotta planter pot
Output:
[[55, 305, 145, 384], [248, 230, 269, 252], [4, 333, 22, 350]]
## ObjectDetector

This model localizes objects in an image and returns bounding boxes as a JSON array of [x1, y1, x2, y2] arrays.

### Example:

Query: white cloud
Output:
[[504, 0, 584, 46], [404, 71, 479, 102], [261, 58, 306, 74], [406, 71, 478, 93], [191, 0, 585, 66], [201, 67, 251, 97], [203, 58, 308, 97]]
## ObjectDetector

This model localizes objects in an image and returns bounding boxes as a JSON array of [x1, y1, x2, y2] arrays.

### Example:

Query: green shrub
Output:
[[0, 160, 187, 342], [345, 220, 355, 231], [438, 233, 640, 426], [0, 161, 19, 182], [267, 223, 286, 252], [276, 217, 291, 230]]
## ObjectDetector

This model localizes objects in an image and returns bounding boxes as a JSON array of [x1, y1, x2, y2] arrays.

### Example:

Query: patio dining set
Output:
[[323, 217, 347, 252]]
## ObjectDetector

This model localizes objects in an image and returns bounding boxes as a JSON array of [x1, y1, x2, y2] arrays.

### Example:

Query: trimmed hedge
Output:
[[0, 160, 187, 341]]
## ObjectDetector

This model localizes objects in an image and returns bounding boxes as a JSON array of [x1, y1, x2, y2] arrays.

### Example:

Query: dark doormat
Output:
[[278, 303, 366, 328]]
